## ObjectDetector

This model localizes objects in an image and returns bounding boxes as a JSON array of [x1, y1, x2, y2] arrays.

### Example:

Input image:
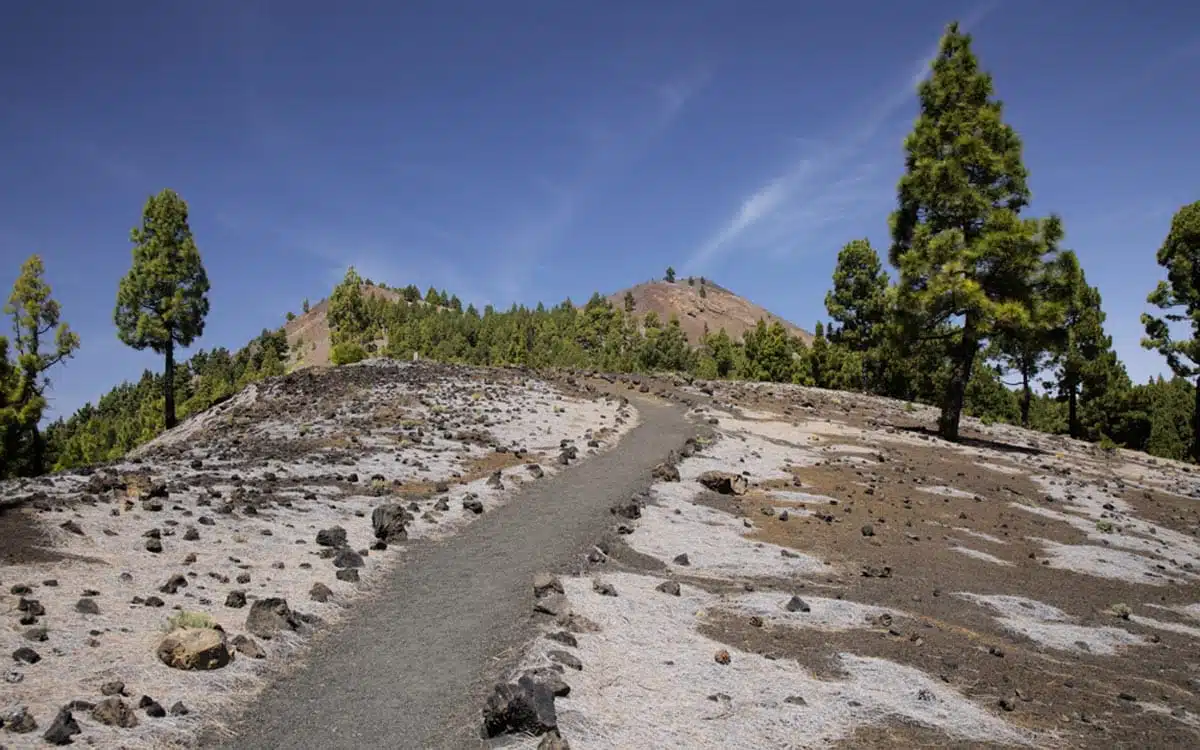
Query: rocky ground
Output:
[[0, 361, 635, 748], [498, 377, 1200, 750]]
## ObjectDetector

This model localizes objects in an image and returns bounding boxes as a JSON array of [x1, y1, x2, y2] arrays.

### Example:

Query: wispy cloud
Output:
[[685, 3, 998, 273], [488, 69, 710, 301]]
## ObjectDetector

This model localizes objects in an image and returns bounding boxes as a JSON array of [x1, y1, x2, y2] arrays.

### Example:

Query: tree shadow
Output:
[[0, 497, 105, 566], [897, 424, 1045, 457]]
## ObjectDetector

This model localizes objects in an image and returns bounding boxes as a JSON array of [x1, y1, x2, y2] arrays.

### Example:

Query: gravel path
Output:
[[218, 395, 693, 750]]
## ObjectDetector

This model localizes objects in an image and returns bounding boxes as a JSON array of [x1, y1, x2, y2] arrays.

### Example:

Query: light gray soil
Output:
[[216, 395, 694, 750]]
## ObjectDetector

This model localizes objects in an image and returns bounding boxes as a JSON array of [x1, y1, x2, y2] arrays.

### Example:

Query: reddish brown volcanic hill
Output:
[[283, 284, 401, 369], [608, 279, 812, 345], [283, 278, 811, 369]]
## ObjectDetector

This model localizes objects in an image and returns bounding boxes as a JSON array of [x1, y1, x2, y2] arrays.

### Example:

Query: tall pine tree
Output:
[[1049, 251, 1114, 439], [115, 189, 210, 430], [3, 255, 79, 475], [825, 238, 889, 391], [889, 22, 1059, 440], [1142, 200, 1200, 460]]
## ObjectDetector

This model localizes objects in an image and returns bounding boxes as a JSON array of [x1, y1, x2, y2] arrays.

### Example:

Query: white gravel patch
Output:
[[951, 546, 1014, 566], [1030, 537, 1188, 585], [918, 485, 977, 500], [956, 593, 1144, 655], [978, 461, 1023, 475], [527, 573, 1035, 749], [632, 482, 826, 579], [953, 528, 1010, 545], [0, 369, 636, 750], [728, 591, 897, 631], [1128, 614, 1200, 638]]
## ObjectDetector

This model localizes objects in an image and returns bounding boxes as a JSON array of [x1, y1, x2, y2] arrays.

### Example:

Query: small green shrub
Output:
[[166, 611, 216, 631], [331, 341, 368, 366], [1096, 519, 1114, 534]]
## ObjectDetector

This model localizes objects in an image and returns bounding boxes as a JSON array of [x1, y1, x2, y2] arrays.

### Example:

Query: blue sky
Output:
[[1, 0, 1197, 419]]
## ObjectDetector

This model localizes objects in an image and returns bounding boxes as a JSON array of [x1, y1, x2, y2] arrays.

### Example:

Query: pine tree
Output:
[[1142, 200, 1200, 460], [889, 22, 1059, 440], [988, 260, 1064, 427], [1047, 251, 1112, 438], [623, 291, 636, 313], [826, 239, 888, 350], [825, 238, 889, 391], [328, 267, 370, 345], [2, 256, 80, 475], [664, 266, 676, 283], [115, 189, 209, 431], [302, 298, 310, 314]]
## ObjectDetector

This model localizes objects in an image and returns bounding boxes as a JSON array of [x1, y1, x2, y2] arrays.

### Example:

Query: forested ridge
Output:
[[4, 22, 1200, 478]]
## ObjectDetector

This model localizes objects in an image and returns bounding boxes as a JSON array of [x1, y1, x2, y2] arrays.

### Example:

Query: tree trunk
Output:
[[1192, 378, 1200, 463], [1067, 383, 1079, 440], [1020, 369, 1032, 428], [938, 317, 979, 442], [164, 339, 176, 430], [28, 423, 44, 476]]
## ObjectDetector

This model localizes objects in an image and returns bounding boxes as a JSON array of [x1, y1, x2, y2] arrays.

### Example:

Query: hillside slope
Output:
[[608, 279, 812, 345], [282, 284, 401, 369], [282, 278, 811, 370]]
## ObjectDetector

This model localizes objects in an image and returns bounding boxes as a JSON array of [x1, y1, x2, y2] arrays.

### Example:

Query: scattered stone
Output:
[[714, 649, 731, 665], [100, 680, 126, 696], [336, 568, 360, 583], [12, 646, 41, 664], [159, 573, 188, 594], [546, 631, 578, 647], [139, 695, 166, 718], [655, 580, 681, 596], [170, 701, 190, 716], [371, 504, 410, 543], [548, 650, 583, 671], [482, 675, 558, 738], [333, 547, 364, 568], [231, 633, 266, 659], [310, 582, 334, 603], [652, 462, 681, 482], [91, 697, 138, 728], [59, 519, 85, 536], [23, 627, 48, 642], [225, 590, 248, 608], [784, 596, 811, 613], [697, 471, 747, 495], [316, 527, 347, 547], [538, 729, 571, 750], [41, 707, 81, 745], [145, 538, 164, 553], [245, 597, 300, 640], [533, 574, 564, 598], [462, 496, 485, 514], [672, 553, 690, 566], [591, 579, 617, 597], [535, 594, 569, 617], [157, 627, 232, 670], [74, 597, 101, 615], [861, 524, 875, 537], [610, 500, 641, 520], [3, 705, 37, 733]]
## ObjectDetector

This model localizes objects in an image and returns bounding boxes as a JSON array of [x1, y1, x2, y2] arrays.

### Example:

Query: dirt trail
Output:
[[217, 394, 694, 750]]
